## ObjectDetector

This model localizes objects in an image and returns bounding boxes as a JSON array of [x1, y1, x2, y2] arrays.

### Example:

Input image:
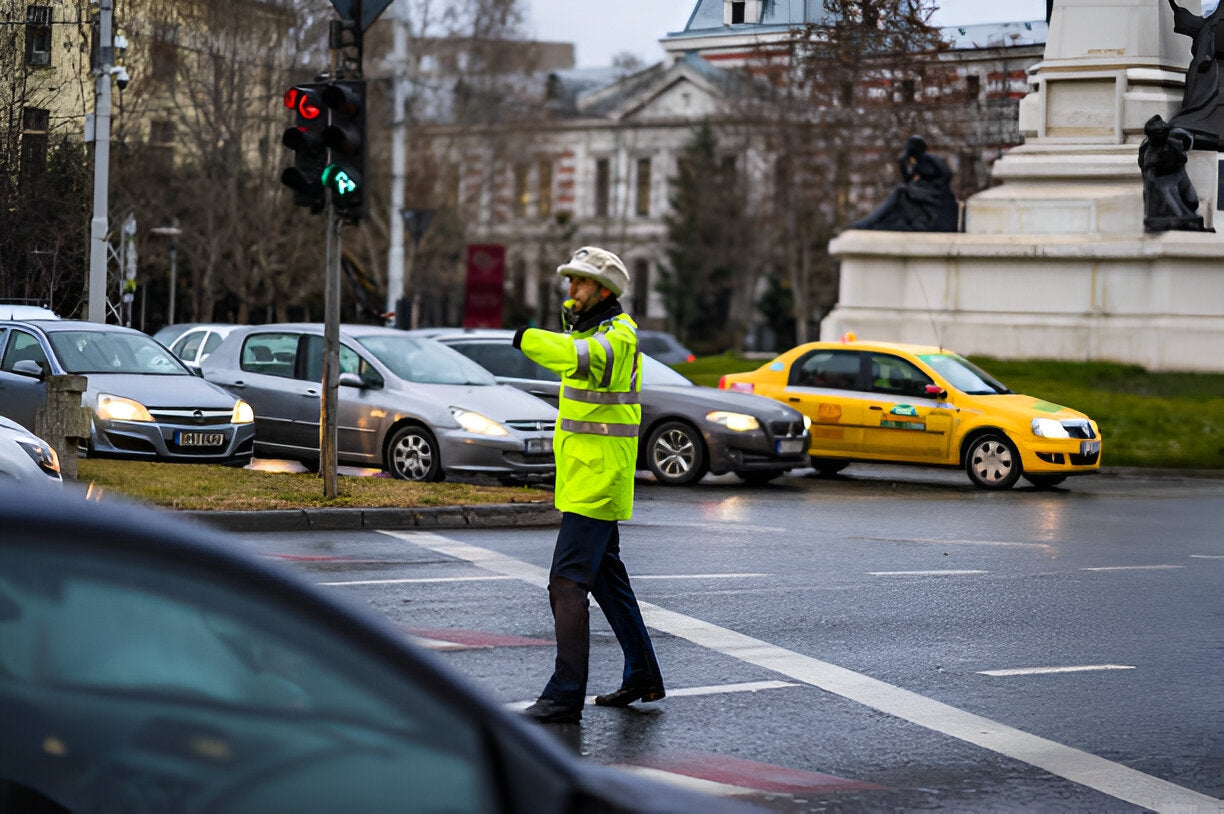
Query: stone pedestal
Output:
[[824, 0, 1224, 371]]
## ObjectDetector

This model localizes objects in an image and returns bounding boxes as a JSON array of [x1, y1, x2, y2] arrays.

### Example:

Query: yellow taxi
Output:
[[718, 337, 1102, 489]]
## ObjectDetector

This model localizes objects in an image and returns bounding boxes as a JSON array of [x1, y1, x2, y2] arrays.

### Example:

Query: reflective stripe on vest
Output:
[[591, 332, 614, 388], [560, 418, 639, 437], [564, 388, 640, 405], [574, 340, 591, 379]]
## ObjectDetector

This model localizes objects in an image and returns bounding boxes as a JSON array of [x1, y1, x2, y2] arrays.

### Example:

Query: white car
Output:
[[0, 415, 61, 485]]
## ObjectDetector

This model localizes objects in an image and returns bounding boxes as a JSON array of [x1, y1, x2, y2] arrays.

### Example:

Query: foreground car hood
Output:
[[83, 373, 239, 410], [647, 383, 803, 420], [392, 382, 557, 421]]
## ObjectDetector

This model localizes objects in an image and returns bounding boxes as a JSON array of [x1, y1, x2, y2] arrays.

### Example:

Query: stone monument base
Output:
[[822, 229, 1224, 372]]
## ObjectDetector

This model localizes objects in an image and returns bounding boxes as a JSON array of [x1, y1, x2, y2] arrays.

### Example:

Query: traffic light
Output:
[[321, 79, 367, 222], [280, 84, 327, 211]]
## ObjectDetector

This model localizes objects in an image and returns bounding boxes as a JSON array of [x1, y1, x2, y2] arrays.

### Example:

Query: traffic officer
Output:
[[514, 246, 665, 724]]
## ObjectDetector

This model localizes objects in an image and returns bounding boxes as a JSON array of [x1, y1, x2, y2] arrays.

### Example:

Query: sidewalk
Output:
[[186, 501, 561, 533]]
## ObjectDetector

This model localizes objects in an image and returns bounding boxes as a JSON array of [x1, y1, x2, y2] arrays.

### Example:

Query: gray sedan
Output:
[[201, 324, 556, 482], [415, 328, 811, 485], [0, 320, 255, 465]]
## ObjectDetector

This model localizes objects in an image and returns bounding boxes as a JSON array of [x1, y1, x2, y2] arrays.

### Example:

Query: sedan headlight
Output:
[[1031, 417, 1070, 438], [96, 393, 153, 422], [707, 411, 760, 432], [450, 407, 509, 436], [16, 438, 60, 477], [231, 399, 255, 424]]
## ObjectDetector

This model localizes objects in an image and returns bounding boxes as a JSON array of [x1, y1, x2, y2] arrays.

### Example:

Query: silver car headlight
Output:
[[17, 438, 60, 477], [450, 407, 509, 436], [707, 411, 760, 432], [231, 399, 255, 424], [1031, 417, 1070, 438], [96, 393, 154, 422]]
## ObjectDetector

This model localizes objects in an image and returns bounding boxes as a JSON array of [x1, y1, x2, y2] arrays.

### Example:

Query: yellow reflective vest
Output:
[[517, 313, 641, 520]]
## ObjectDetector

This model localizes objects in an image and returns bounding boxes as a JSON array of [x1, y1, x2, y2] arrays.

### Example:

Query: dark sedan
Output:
[[0, 320, 255, 465], [414, 328, 811, 485], [0, 486, 757, 813]]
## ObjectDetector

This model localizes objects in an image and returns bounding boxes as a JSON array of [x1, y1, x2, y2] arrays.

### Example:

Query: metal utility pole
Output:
[[386, 0, 408, 322], [87, 0, 115, 323], [150, 222, 182, 325], [321, 197, 341, 498]]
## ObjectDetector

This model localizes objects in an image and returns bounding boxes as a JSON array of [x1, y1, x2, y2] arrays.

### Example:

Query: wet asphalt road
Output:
[[223, 466, 1224, 812]]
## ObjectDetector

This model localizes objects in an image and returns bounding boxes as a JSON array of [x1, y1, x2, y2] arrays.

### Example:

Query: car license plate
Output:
[[177, 431, 225, 447], [777, 438, 806, 455], [525, 438, 552, 455], [1080, 440, 1100, 455]]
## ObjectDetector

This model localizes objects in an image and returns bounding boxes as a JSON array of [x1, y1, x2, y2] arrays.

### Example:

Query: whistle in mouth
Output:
[[562, 298, 577, 310]]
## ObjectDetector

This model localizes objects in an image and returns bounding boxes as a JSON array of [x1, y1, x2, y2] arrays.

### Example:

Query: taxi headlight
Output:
[[1031, 417, 1070, 438], [451, 407, 509, 436], [96, 393, 153, 422], [707, 411, 760, 432], [802, 415, 812, 431], [231, 399, 255, 424]]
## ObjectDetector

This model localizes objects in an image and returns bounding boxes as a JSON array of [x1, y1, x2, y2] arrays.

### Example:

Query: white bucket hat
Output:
[[556, 246, 630, 296]]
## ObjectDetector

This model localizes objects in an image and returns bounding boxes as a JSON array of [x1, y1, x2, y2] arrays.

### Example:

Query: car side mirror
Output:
[[338, 372, 365, 389], [12, 359, 46, 381], [925, 384, 947, 400]]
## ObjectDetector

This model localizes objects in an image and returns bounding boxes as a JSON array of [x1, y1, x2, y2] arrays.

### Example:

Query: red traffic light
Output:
[[283, 87, 322, 121]]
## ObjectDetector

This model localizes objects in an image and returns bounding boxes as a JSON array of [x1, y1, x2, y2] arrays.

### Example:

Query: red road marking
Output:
[[405, 627, 553, 648], [630, 751, 886, 794]]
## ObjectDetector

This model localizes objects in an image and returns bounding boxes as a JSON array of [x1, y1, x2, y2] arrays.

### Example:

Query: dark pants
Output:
[[540, 512, 663, 707]]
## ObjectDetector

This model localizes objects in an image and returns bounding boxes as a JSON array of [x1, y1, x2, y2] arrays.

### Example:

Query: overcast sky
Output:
[[523, 0, 1049, 69]]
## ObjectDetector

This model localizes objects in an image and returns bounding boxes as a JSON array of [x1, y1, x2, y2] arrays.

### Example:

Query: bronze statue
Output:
[[850, 136, 959, 232], [1138, 114, 1208, 232], [1167, 0, 1224, 151]]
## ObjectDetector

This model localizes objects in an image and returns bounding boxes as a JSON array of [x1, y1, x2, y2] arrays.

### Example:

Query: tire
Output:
[[964, 433, 1021, 490], [646, 421, 708, 485], [736, 469, 785, 485], [1023, 474, 1067, 490], [809, 457, 849, 477], [386, 425, 444, 482]]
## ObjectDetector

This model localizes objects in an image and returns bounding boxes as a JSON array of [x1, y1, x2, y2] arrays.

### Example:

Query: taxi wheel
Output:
[[646, 421, 708, 485], [965, 433, 1021, 490], [387, 425, 444, 482], [1023, 474, 1067, 490]]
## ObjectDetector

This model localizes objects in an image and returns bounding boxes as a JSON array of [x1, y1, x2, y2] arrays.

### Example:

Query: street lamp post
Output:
[[150, 222, 182, 325]]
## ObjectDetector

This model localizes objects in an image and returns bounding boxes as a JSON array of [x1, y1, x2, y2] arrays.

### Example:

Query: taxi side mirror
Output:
[[925, 384, 947, 400]]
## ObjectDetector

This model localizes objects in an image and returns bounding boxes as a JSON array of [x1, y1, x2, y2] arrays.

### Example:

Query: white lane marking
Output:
[[503, 680, 798, 711], [319, 575, 514, 586], [626, 522, 789, 534], [618, 766, 761, 798], [1189, 555, 1224, 559], [869, 570, 988, 576], [979, 665, 1136, 677], [853, 536, 1046, 549], [383, 530, 1223, 813], [635, 573, 769, 580], [1080, 565, 1183, 572]]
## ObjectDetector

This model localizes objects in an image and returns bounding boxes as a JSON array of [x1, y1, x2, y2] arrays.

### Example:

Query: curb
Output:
[[185, 502, 561, 533]]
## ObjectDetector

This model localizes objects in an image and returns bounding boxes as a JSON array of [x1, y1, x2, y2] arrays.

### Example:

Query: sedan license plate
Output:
[[776, 438, 806, 455], [525, 437, 552, 455], [177, 431, 225, 448], [1080, 440, 1100, 456]]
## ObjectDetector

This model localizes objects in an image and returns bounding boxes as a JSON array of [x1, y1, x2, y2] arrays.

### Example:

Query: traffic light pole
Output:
[[87, 0, 115, 323], [321, 193, 341, 498]]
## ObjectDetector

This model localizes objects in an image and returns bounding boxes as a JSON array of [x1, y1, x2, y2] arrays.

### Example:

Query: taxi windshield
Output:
[[919, 353, 1011, 395]]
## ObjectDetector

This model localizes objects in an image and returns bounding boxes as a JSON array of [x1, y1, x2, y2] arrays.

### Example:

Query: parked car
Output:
[[719, 338, 1102, 490], [638, 330, 696, 365], [415, 328, 810, 486], [0, 320, 255, 466], [0, 415, 61, 486], [200, 324, 557, 482], [0, 486, 754, 813], [161, 323, 239, 371], [0, 303, 59, 320]]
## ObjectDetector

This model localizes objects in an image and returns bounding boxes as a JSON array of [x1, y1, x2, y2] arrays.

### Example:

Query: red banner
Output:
[[463, 244, 505, 328]]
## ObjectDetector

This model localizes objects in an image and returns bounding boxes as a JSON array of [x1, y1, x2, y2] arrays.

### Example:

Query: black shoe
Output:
[[523, 698, 582, 724], [593, 684, 666, 707]]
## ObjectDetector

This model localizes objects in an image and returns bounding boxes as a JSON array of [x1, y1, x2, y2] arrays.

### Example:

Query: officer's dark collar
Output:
[[573, 296, 623, 333]]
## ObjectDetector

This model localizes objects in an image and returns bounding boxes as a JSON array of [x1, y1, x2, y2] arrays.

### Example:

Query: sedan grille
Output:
[[148, 408, 234, 427], [768, 419, 806, 438], [1061, 420, 1096, 440], [505, 419, 556, 433]]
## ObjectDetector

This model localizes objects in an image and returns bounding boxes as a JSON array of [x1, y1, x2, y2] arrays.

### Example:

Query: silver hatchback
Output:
[[201, 324, 556, 482]]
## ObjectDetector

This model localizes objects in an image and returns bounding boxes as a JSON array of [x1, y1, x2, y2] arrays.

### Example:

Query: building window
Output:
[[538, 160, 553, 218], [151, 23, 180, 84], [25, 6, 52, 67], [901, 79, 916, 102], [21, 107, 49, 183], [730, 1, 745, 24], [635, 158, 652, 217], [513, 164, 529, 218], [594, 158, 610, 218], [632, 258, 650, 317], [965, 74, 981, 102]]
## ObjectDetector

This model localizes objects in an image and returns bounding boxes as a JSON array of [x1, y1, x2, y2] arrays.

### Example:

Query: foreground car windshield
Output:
[[640, 355, 692, 386], [356, 335, 497, 385], [48, 331, 189, 375], [919, 353, 1011, 396]]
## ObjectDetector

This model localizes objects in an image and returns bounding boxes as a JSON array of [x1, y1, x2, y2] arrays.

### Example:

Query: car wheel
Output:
[[386, 425, 444, 482], [736, 470, 785, 485], [646, 421, 708, 485], [965, 433, 1021, 490], [809, 457, 849, 476], [1023, 474, 1067, 490]]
